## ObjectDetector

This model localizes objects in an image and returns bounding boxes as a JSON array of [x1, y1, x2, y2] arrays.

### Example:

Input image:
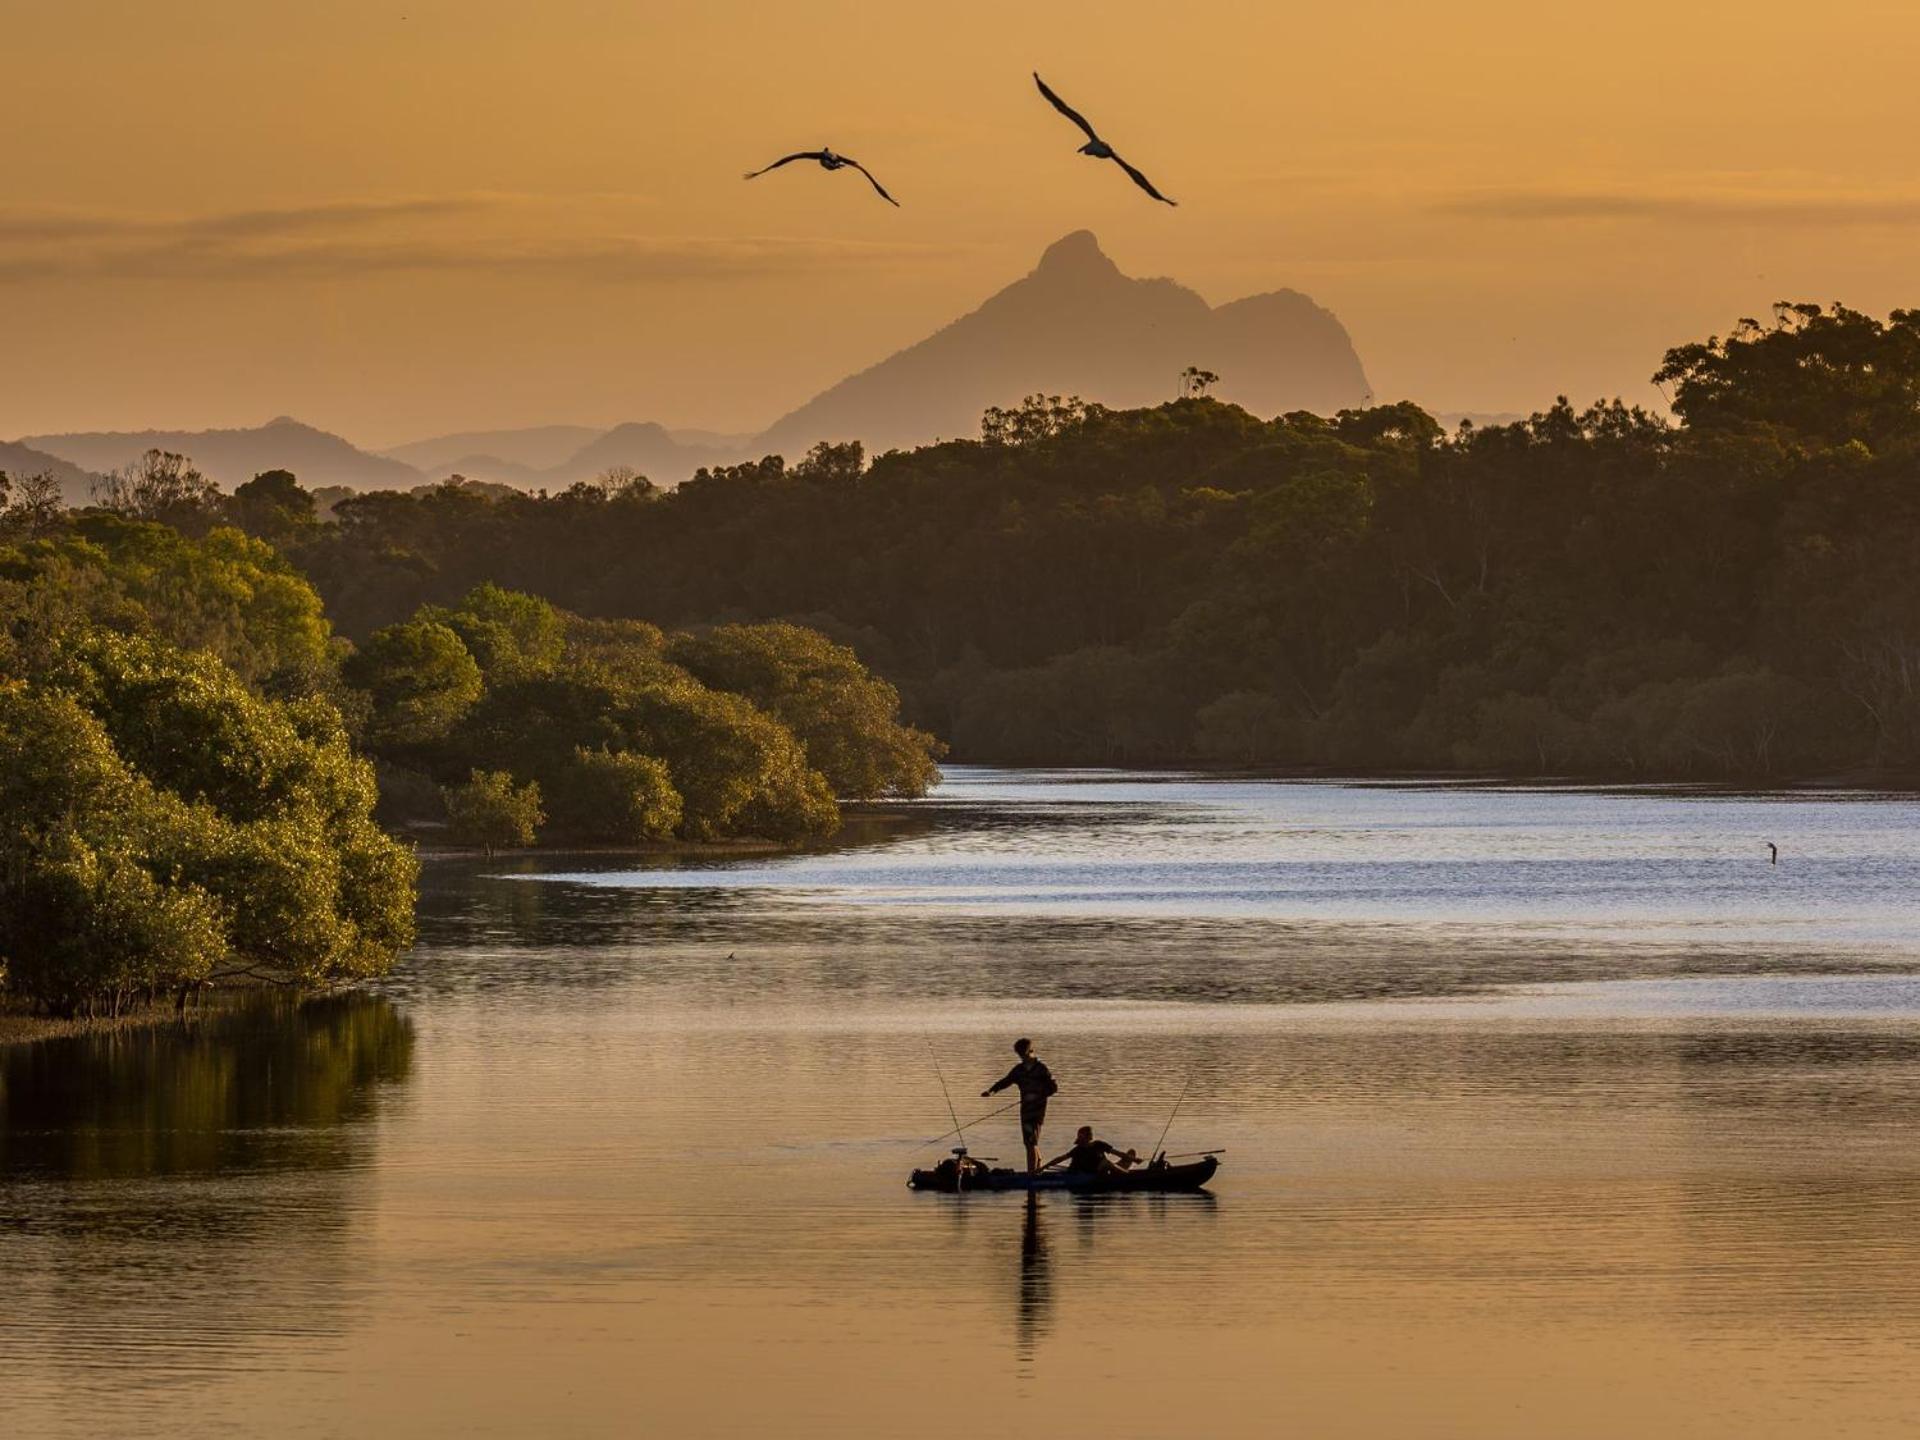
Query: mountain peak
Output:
[[756, 234, 1372, 455], [599, 420, 672, 441], [1033, 229, 1118, 279]]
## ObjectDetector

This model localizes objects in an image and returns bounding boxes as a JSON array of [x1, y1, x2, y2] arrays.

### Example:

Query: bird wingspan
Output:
[[845, 158, 900, 206], [1033, 72, 1100, 142], [743, 151, 826, 180], [1111, 151, 1176, 206]]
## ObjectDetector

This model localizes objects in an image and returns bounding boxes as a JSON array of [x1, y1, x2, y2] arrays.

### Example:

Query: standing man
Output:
[[983, 1037, 1058, 1174]]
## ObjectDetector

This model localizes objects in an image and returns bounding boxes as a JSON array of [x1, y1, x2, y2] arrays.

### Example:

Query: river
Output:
[[6, 769, 1920, 1437]]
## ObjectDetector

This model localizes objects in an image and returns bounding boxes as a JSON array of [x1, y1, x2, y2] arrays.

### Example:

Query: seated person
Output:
[[1045, 1125, 1140, 1177]]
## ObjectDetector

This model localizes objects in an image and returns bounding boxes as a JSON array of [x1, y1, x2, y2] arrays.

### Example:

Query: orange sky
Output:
[[4, 0, 1918, 445]]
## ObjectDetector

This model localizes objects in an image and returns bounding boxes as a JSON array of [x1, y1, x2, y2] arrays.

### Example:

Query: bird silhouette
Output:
[[1032, 72, 1176, 206], [1767, 842, 1778, 865], [743, 148, 899, 206]]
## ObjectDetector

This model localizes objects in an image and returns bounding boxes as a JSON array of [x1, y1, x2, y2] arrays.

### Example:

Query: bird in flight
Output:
[[743, 148, 899, 206], [1032, 72, 1176, 206]]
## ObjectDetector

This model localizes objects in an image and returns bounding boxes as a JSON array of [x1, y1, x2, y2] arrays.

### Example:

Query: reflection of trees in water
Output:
[[0, 992, 414, 1179], [0, 995, 415, 1405]]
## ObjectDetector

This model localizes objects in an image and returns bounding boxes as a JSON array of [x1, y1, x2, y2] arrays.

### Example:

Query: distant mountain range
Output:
[[18, 417, 420, 494], [0, 440, 98, 506], [381, 425, 608, 473], [379, 423, 757, 475], [9, 232, 1377, 496], [375, 234, 1373, 482]]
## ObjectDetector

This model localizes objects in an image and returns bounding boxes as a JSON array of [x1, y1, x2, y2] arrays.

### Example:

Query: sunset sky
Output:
[[5, 0, 1919, 445]]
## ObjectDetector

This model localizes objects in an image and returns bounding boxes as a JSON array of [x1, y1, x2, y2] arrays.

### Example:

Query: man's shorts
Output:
[[1020, 1102, 1047, 1146]]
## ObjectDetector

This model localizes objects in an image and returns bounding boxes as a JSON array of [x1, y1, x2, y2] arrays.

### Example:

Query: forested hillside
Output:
[[248, 304, 1920, 781]]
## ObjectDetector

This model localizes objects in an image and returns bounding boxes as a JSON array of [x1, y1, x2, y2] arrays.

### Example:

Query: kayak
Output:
[[908, 1154, 1219, 1194]]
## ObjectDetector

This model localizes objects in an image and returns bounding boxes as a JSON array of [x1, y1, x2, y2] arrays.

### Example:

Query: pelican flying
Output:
[[1033, 72, 1176, 206], [743, 148, 899, 206]]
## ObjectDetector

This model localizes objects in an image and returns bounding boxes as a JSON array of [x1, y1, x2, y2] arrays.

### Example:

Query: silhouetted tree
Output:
[[0, 470, 64, 538], [93, 449, 221, 532], [227, 469, 318, 547]]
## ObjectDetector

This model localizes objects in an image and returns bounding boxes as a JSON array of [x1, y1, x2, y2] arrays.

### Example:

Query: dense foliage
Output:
[[442, 769, 546, 854], [667, 622, 941, 799], [0, 510, 336, 693], [0, 633, 417, 1014], [256, 303, 1920, 780], [0, 462, 938, 1011], [356, 587, 881, 843]]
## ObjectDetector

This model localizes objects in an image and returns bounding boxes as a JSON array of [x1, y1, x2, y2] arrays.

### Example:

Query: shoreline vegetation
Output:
[[7, 299, 1920, 1015], [0, 1005, 176, 1049], [0, 505, 942, 1018], [0, 989, 248, 1049], [1, 760, 1908, 1052], [0, 804, 931, 1046]]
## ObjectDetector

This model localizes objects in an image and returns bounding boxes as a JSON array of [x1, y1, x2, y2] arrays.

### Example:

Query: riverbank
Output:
[[405, 800, 936, 862], [0, 984, 296, 1050], [941, 759, 1920, 794], [0, 998, 195, 1049]]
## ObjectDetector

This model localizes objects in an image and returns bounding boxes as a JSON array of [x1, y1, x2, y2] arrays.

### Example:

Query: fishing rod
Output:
[[917, 1099, 1018, 1148], [1147, 1066, 1197, 1167], [924, 1037, 983, 1192], [926, 1038, 965, 1146]]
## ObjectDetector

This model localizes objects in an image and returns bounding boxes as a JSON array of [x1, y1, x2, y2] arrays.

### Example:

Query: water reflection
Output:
[[396, 887, 1920, 1014], [0, 996, 414, 1415], [1018, 1194, 1051, 1365], [12, 771, 1920, 1437], [0, 993, 415, 1180], [932, 1186, 1224, 1375]]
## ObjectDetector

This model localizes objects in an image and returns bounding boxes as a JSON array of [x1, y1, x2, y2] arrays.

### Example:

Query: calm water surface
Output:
[[7, 769, 1920, 1437]]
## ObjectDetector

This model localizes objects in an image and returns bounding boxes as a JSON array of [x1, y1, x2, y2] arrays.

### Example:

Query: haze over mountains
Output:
[[382, 425, 607, 473], [758, 230, 1370, 453], [9, 232, 1373, 495], [0, 441, 96, 506], [18, 417, 420, 498]]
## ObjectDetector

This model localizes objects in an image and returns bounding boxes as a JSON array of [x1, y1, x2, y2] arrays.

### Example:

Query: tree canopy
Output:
[[0, 512, 336, 692], [0, 632, 417, 1014], [667, 623, 943, 799], [360, 589, 883, 844], [0, 465, 946, 1012], [264, 303, 1920, 781]]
